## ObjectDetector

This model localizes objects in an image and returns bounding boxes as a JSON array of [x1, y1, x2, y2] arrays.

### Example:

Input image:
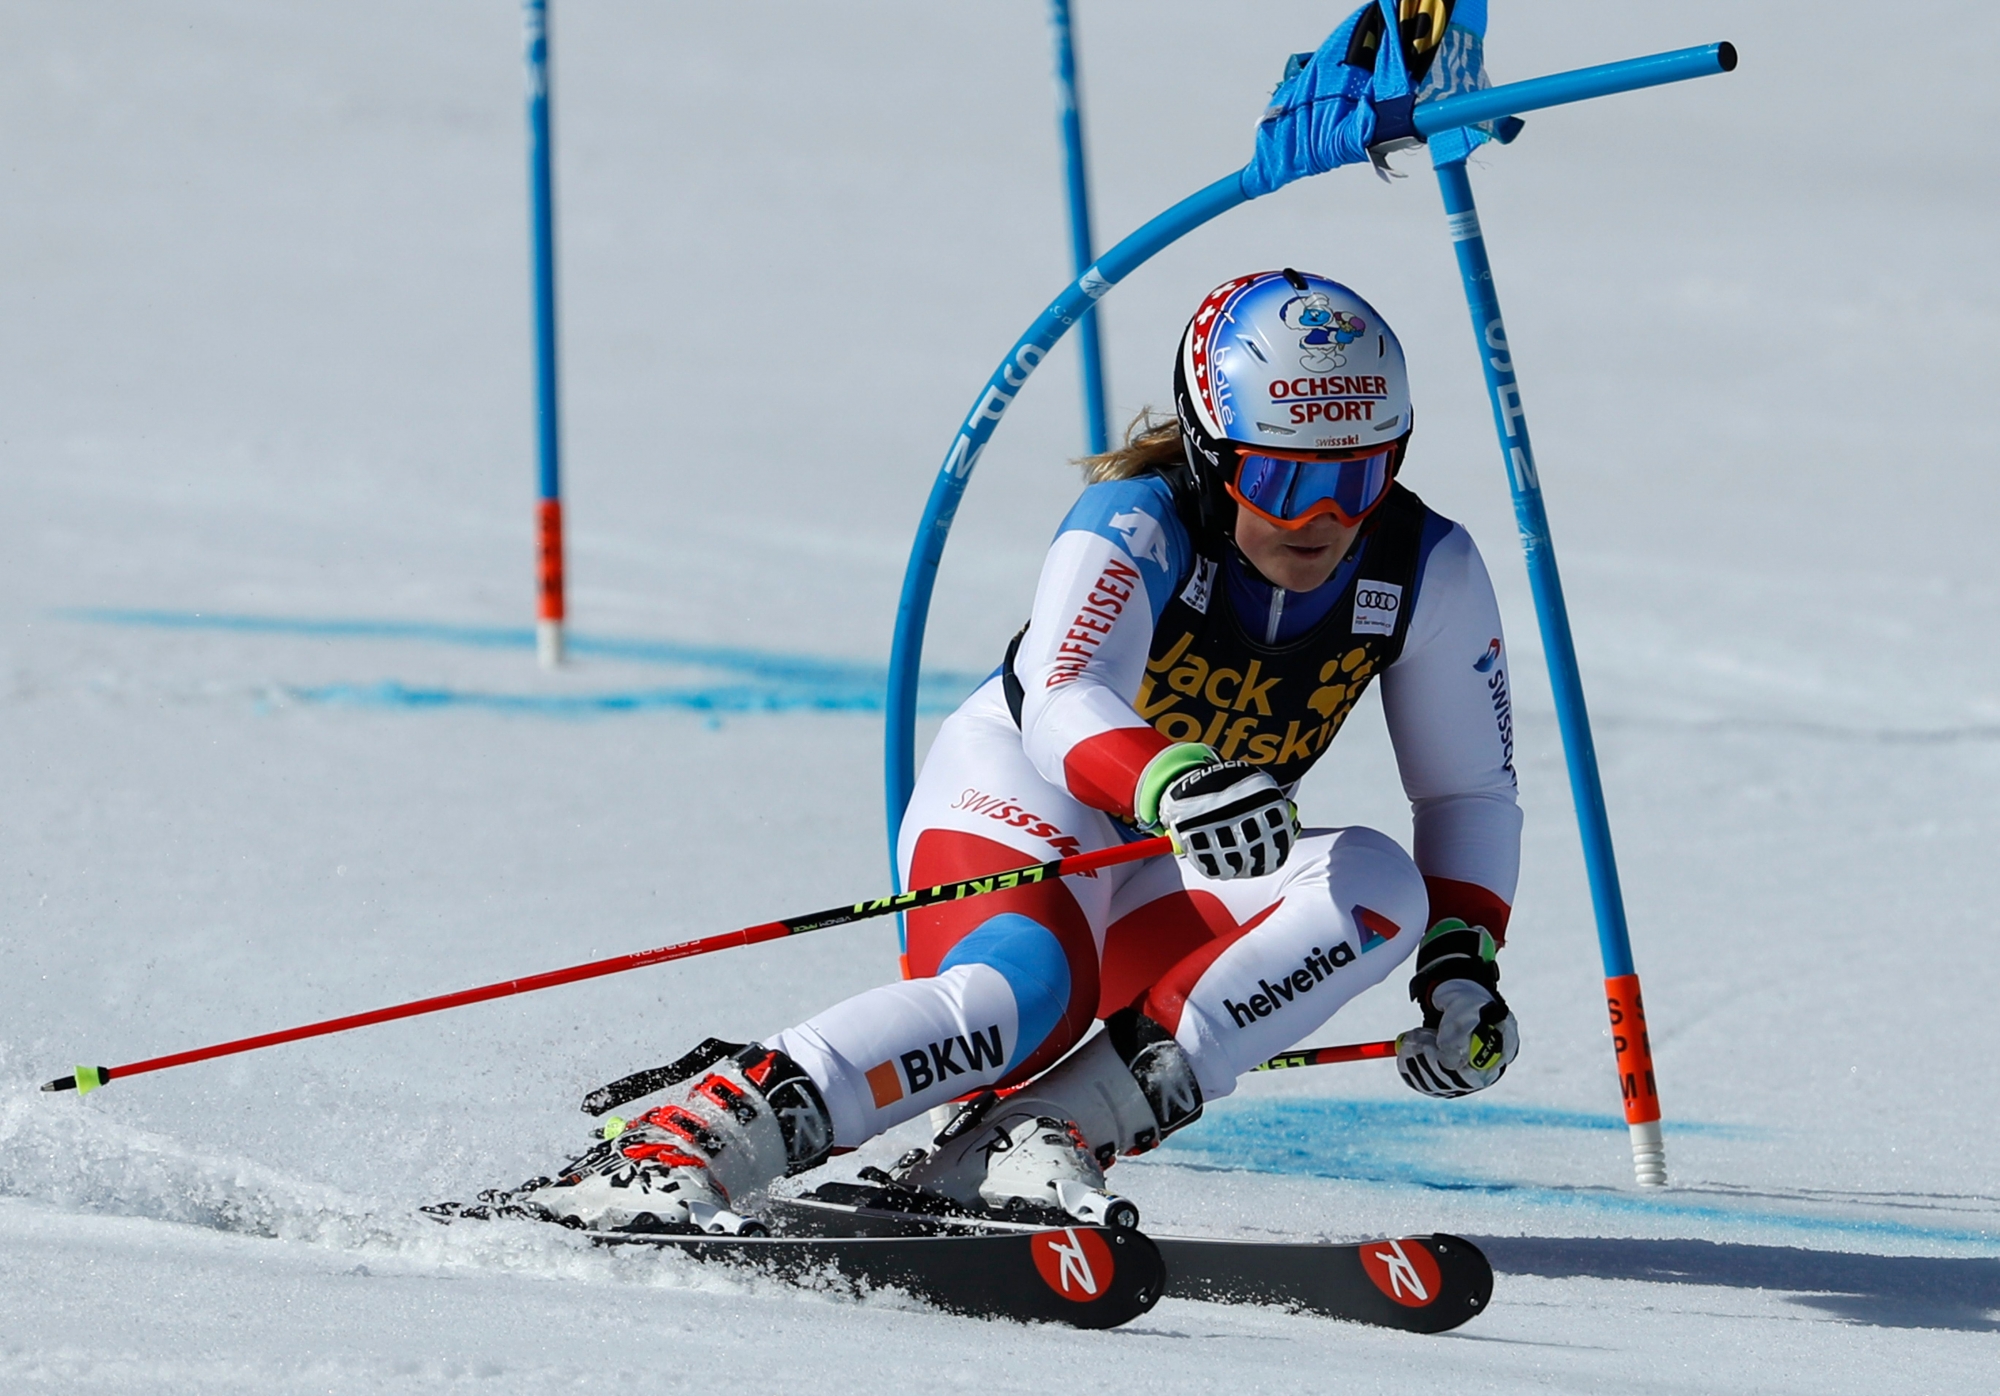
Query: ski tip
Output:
[[40, 1076, 76, 1094]]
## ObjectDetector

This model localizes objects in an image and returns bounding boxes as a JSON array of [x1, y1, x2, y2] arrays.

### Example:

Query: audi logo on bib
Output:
[[1351, 580, 1404, 637]]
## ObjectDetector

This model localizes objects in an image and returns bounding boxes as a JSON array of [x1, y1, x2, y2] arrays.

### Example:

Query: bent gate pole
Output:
[[884, 42, 1737, 867], [1432, 154, 1674, 1186], [885, 41, 1734, 1185]]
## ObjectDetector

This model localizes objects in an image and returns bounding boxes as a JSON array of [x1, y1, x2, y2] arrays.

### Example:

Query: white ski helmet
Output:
[[1172, 270, 1412, 528]]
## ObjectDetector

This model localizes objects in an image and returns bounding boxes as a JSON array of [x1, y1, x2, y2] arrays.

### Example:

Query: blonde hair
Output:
[[1076, 409, 1183, 484]]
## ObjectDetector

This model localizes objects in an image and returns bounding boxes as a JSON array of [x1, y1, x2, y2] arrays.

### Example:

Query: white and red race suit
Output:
[[772, 473, 1520, 1148]]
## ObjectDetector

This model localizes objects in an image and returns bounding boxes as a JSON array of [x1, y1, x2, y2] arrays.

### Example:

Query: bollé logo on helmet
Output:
[[1184, 274, 1260, 434]]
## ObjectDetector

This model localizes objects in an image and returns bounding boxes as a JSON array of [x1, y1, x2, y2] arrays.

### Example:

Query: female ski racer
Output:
[[519, 270, 1524, 1234]]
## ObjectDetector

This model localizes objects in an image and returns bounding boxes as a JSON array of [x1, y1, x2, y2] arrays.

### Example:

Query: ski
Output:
[[773, 1183, 1492, 1333], [424, 1201, 1163, 1330], [1151, 1232, 1490, 1333]]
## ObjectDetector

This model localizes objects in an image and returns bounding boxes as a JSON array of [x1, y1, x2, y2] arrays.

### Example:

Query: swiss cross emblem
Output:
[[1187, 275, 1257, 419]]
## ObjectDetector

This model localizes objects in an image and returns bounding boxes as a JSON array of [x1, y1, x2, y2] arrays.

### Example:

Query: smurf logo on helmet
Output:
[[1279, 293, 1366, 371], [1179, 271, 1412, 454]]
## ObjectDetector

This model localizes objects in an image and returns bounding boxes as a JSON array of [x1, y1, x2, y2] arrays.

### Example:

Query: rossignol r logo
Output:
[[1032, 1227, 1115, 1302], [1360, 1237, 1443, 1308]]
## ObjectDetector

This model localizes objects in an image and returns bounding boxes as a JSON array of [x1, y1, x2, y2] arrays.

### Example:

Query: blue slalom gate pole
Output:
[[884, 42, 1736, 881], [524, 0, 566, 667], [1433, 156, 1666, 1186], [1049, 0, 1109, 454], [881, 171, 1247, 889]]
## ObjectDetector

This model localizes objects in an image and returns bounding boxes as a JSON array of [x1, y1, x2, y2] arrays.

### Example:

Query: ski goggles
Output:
[[1226, 446, 1394, 530]]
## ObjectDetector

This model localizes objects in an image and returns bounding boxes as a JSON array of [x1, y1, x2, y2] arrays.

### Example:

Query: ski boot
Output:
[[889, 1010, 1203, 1231], [479, 1040, 832, 1235]]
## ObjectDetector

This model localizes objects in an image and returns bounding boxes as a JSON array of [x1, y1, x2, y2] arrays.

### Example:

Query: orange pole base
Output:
[[1605, 973, 1667, 1185], [536, 498, 565, 666]]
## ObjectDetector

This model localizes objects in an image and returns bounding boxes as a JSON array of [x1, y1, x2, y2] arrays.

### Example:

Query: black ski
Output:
[[424, 1201, 1162, 1330], [774, 1184, 1492, 1333], [1152, 1232, 1490, 1333]]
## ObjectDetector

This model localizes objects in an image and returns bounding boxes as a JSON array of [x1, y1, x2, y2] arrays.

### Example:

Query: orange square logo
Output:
[[865, 1060, 904, 1110]]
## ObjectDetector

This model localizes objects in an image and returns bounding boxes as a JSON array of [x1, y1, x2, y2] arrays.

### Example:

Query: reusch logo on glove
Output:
[[1223, 944, 1356, 1028]]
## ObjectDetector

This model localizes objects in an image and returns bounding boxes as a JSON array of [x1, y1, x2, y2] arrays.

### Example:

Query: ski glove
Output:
[[1137, 744, 1299, 881], [1398, 981, 1518, 1097], [1398, 918, 1518, 1098]]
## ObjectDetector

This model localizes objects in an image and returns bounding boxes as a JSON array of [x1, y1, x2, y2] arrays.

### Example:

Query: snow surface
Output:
[[4, 1, 1997, 1390]]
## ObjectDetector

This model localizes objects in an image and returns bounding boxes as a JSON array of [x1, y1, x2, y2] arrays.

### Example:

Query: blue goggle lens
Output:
[[1234, 449, 1392, 524]]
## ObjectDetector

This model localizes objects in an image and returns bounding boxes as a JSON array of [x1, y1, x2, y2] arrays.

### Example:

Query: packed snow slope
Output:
[[3, 2, 1997, 1390]]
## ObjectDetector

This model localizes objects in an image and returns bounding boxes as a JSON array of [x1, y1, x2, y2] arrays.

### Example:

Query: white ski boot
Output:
[[893, 1010, 1203, 1230], [514, 1040, 832, 1235]]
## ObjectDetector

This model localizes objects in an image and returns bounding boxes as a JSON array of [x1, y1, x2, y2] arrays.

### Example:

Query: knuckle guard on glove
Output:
[[1397, 1028, 1480, 1098], [1156, 759, 1299, 880]]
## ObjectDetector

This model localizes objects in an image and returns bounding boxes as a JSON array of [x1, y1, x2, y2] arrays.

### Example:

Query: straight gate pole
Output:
[[524, 0, 567, 667], [1048, 0, 1108, 454], [1433, 156, 1666, 1187]]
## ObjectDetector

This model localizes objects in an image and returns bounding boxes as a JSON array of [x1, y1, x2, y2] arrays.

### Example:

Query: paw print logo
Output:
[[1308, 647, 1375, 719]]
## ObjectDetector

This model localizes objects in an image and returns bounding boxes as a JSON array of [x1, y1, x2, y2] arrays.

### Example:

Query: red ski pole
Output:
[[42, 835, 1175, 1097], [1253, 1039, 1397, 1072]]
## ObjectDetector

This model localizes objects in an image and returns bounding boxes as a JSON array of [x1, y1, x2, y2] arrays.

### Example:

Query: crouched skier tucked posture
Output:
[[519, 271, 1525, 1234]]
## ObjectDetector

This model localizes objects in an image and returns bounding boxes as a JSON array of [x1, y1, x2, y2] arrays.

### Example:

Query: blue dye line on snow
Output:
[[63, 608, 983, 716], [293, 680, 894, 716], [1164, 1098, 1999, 1251], [1182, 1096, 1746, 1139]]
